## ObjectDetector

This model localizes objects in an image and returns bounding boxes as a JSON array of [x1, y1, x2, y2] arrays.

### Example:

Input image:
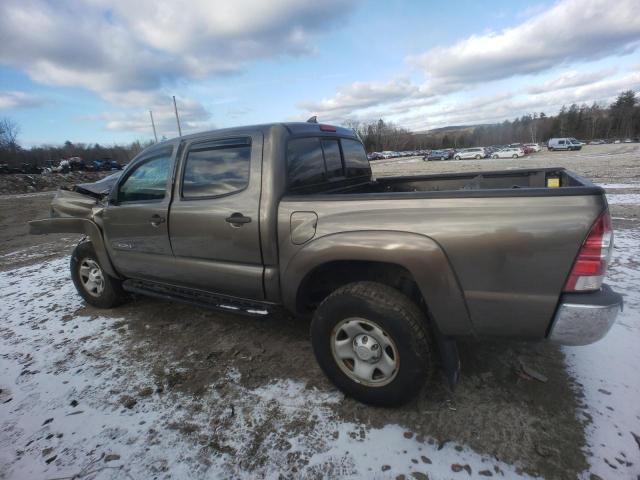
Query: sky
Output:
[[0, 0, 639, 147]]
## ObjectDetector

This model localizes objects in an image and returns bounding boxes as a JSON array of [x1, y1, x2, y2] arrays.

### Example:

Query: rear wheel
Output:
[[311, 281, 435, 406], [512, 154, 518, 158], [475, 154, 481, 159], [70, 242, 127, 308], [492, 154, 498, 158], [454, 155, 461, 160]]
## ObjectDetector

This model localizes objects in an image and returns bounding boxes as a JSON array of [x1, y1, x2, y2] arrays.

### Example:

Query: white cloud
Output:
[[298, 0, 640, 128], [299, 78, 423, 120], [0, 91, 45, 110], [0, 0, 354, 103], [527, 68, 618, 94], [409, 0, 640, 86]]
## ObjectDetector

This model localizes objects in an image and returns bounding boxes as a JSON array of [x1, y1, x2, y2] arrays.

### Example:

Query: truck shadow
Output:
[[103, 296, 588, 479]]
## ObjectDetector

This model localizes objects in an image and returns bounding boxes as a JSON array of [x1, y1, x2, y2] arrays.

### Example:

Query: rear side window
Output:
[[287, 138, 325, 189], [182, 143, 251, 198], [341, 139, 370, 178]]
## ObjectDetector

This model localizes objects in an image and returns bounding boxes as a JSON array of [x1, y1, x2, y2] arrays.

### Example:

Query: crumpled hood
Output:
[[74, 171, 122, 197]]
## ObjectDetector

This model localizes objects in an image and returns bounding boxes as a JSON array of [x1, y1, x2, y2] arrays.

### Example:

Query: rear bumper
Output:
[[548, 284, 622, 346]]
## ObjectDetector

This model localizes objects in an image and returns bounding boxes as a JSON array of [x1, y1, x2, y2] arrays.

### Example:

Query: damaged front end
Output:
[[29, 172, 122, 278], [50, 172, 121, 218]]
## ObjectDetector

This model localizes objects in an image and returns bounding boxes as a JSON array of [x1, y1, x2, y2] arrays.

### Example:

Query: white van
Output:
[[548, 138, 582, 151], [454, 147, 486, 160]]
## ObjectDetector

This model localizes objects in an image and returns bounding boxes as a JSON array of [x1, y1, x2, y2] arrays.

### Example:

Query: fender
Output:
[[29, 218, 120, 279], [282, 230, 474, 336]]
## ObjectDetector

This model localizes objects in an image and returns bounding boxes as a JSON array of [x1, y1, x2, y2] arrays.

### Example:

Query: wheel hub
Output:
[[352, 334, 381, 362]]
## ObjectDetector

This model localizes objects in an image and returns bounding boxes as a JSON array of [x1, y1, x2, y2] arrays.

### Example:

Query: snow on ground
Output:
[[563, 227, 640, 479], [0, 258, 534, 479]]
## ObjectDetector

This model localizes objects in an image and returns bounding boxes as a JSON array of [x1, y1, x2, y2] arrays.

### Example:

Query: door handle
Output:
[[225, 212, 251, 226], [150, 214, 165, 227]]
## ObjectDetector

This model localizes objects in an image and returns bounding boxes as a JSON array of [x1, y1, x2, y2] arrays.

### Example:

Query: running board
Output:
[[122, 279, 276, 317]]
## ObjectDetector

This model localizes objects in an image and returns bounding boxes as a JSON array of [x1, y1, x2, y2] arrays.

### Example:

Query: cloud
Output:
[[398, 71, 640, 131], [299, 78, 432, 120], [0, 0, 354, 100], [527, 68, 618, 94], [0, 91, 45, 110], [409, 0, 640, 86], [87, 94, 213, 138]]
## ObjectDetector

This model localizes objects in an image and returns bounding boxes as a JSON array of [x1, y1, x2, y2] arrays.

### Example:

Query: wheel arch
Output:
[[282, 231, 473, 336], [29, 218, 120, 278]]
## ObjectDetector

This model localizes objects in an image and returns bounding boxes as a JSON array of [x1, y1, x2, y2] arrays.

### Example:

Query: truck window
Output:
[[182, 144, 251, 198], [118, 151, 171, 203], [321, 139, 343, 179], [287, 137, 326, 189], [341, 139, 371, 178], [559, 140, 565, 145]]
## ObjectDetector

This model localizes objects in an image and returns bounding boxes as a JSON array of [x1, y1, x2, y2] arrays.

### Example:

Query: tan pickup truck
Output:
[[30, 121, 622, 405]]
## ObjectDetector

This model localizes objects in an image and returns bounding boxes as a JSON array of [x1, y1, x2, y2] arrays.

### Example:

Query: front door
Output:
[[168, 133, 264, 299], [102, 143, 176, 282]]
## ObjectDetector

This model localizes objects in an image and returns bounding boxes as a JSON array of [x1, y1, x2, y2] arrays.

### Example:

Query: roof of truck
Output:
[[153, 122, 358, 148]]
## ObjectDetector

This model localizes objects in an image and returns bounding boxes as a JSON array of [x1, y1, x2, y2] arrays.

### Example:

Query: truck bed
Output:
[[278, 167, 607, 339], [330, 167, 601, 197]]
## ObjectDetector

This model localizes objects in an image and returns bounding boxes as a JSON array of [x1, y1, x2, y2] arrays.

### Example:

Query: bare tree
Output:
[[0, 117, 20, 149]]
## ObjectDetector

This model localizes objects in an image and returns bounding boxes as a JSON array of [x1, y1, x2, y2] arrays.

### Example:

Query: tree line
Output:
[[347, 90, 640, 152], [0, 118, 154, 168]]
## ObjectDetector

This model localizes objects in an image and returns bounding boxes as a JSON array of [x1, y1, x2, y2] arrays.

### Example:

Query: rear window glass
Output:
[[341, 139, 370, 178], [182, 144, 250, 198], [287, 138, 325, 189], [321, 139, 343, 179]]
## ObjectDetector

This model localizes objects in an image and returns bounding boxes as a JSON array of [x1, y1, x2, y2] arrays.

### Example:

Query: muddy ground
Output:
[[1, 144, 639, 479]]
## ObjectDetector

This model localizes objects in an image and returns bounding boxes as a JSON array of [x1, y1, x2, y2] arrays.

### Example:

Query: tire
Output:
[[492, 154, 498, 159], [475, 155, 481, 159], [310, 281, 435, 406], [549, 147, 554, 151], [512, 154, 518, 158], [70, 241, 127, 308], [454, 156, 461, 160]]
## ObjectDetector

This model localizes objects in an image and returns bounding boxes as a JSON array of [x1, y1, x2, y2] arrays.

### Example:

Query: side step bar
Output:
[[122, 279, 277, 317]]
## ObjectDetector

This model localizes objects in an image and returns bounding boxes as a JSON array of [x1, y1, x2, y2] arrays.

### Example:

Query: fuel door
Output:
[[290, 211, 318, 245]]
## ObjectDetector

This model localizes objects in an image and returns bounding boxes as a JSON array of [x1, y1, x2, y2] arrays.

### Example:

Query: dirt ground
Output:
[[1, 144, 639, 479]]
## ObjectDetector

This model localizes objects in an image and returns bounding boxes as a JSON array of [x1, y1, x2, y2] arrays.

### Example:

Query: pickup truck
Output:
[[30, 121, 623, 406]]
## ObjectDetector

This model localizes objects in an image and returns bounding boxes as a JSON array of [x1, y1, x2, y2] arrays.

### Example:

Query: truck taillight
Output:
[[563, 211, 613, 292]]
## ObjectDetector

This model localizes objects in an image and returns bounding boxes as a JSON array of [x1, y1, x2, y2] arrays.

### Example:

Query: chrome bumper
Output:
[[549, 284, 622, 346]]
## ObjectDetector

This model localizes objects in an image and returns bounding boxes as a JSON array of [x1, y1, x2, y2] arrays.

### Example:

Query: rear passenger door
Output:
[[168, 133, 264, 299]]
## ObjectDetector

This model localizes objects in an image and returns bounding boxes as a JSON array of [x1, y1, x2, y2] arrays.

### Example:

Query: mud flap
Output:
[[433, 326, 460, 390]]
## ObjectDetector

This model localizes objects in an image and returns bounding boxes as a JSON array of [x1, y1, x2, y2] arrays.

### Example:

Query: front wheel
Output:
[[475, 155, 481, 159], [454, 155, 461, 160], [311, 282, 435, 406], [70, 242, 127, 308], [492, 154, 498, 158], [512, 154, 518, 158]]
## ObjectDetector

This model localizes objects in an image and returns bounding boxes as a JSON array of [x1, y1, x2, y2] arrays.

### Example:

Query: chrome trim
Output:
[[549, 301, 621, 346]]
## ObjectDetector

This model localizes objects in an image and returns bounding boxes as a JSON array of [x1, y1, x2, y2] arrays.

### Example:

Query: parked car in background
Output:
[[521, 145, 536, 155], [589, 140, 605, 145], [624, 138, 632, 143], [523, 143, 541, 152], [548, 138, 582, 151], [454, 147, 486, 160], [427, 149, 455, 161], [492, 147, 524, 158]]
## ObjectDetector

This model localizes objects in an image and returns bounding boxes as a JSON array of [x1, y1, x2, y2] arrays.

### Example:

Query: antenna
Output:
[[149, 110, 158, 142], [173, 95, 182, 137]]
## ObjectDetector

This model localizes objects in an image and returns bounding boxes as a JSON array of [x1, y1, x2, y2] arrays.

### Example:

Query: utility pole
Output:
[[149, 110, 158, 142], [172, 96, 182, 137]]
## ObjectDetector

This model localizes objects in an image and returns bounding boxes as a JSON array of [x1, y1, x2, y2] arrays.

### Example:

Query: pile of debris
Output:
[[0, 171, 113, 196]]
